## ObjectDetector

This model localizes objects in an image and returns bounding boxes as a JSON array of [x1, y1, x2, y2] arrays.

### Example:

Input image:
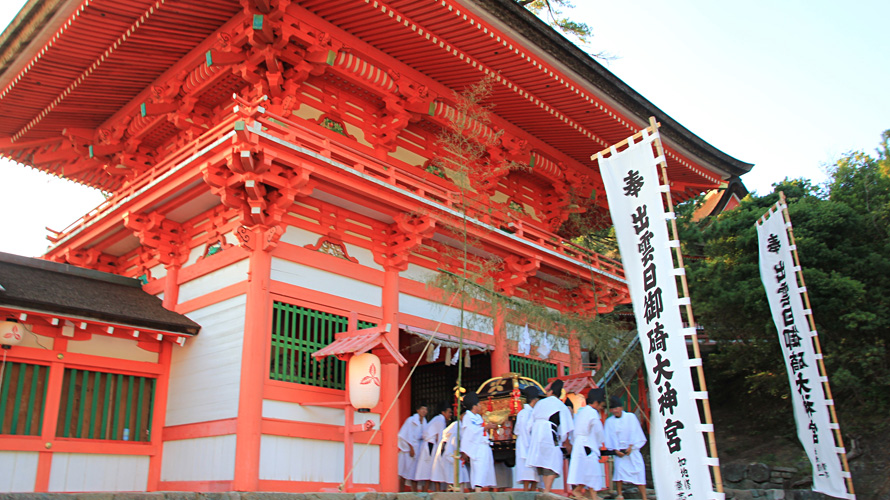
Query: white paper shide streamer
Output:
[[599, 130, 717, 500], [756, 207, 849, 499]]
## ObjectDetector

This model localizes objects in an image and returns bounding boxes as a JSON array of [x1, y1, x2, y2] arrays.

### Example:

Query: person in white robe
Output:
[[604, 396, 648, 500], [415, 401, 452, 491], [398, 403, 428, 491], [526, 379, 574, 493], [568, 388, 607, 500], [432, 415, 469, 490], [458, 391, 497, 491], [514, 385, 542, 490]]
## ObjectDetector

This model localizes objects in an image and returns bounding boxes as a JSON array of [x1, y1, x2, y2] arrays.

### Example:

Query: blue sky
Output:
[[1, 0, 887, 257]]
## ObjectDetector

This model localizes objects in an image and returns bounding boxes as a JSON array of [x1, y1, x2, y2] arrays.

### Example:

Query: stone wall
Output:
[[721, 462, 830, 500], [723, 462, 798, 490]]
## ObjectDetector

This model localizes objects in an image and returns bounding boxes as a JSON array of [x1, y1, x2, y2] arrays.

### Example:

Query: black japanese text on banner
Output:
[[756, 206, 850, 499], [598, 129, 718, 500]]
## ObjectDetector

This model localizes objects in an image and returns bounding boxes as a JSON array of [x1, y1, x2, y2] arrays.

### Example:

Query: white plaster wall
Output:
[[399, 294, 493, 337], [48, 454, 148, 492], [0, 451, 38, 492], [183, 231, 239, 268], [279, 224, 323, 248], [259, 435, 345, 482], [184, 244, 207, 267], [262, 400, 381, 428], [352, 443, 380, 484], [506, 324, 569, 354], [262, 400, 344, 425], [271, 258, 381, 306], [177, 258, 248, 303], [16, 327, 53, 350], [166, 294, 245, 426], [278, 225, 380, 271], [160, 435, 236, 482], [402, 262, 437, 284], [149, 263, 167, 281], [66, 334, 159, 363], [389, 146, 425, 167]]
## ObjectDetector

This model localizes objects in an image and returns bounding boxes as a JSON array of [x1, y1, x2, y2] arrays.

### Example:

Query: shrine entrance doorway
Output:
[[410, 353, 492, 413]]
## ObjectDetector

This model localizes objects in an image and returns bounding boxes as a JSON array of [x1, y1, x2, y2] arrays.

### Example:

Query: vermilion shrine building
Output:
[[0, 0, 750, 493]]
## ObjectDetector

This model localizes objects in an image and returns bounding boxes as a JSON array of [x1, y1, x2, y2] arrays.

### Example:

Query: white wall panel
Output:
[[0, 452, 38, 492], [507, 324, 569, 354], [259, 435, 344, 482], [261, 400, 381, 428], [352, 444, 380, 484], [178, 258, 248, 303], [399, 294, 493, 337], [149, 263, 167, 280], [160, 435, 236, 481], [262, 400, 344, 425], [279, 225, 322, 248], [271, 258, 381, 306], [48, 454, 148, 492], [402, 263, 437, 283], [66, 334, 159, 363], [166, 295, 245, 426]]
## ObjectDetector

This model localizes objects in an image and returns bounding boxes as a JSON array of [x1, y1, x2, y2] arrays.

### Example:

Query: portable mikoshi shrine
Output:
[[0, 0, 750, 492]]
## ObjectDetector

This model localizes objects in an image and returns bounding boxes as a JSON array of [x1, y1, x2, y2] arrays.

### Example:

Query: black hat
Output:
[[521, 385, 542, 401], [587, 388, 606, 404], [462, 391, 480, 410], [549, 379, 564, 395], [609, 395, 624, 409]]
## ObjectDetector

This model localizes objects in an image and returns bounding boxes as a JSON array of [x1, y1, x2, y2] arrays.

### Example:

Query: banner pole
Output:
[[777, 191, 856, 498], [648, 116, 723, 494]]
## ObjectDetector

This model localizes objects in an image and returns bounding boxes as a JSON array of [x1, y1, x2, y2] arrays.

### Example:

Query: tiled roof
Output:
[[0, 252, 199, 335]]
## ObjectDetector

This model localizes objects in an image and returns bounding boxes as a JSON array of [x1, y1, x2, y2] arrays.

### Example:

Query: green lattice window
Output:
[[509, 354, 558, 388], [57, 369, 155, 441], [270, 302, 375, 389], [0, 361, 49, 436]]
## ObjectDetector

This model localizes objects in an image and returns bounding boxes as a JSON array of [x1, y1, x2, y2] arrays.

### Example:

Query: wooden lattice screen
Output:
[[0, 361, 49, 436], [56, 369, 155, 441], [270, 302, 375, 390], [509, 354, 558, 388]]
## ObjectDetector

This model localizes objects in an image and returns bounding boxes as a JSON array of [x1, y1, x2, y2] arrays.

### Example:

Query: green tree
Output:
[[679, 132, 890, 429], [516, 0, 593, 43]]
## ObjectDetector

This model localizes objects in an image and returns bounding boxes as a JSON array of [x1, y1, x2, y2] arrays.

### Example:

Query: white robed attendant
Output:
[[415, 412, 448, 481], [526, 394, 574, 475], [513, 402, 539, 483], [431, 420, 469, 486], [398, 411, 426, 480], [604, 404, 647, 485], [459, 407, 496, 488], [567, 404, 606, 489]]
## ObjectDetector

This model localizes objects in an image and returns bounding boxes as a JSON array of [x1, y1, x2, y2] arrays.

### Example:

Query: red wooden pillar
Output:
[[491, 305, 509, 377], [147, 264, 180, 490], [34, 334, 67, 492], [569, 332, 582, 374], [379, 266, 401, 492], [233, 237, 273, 491]]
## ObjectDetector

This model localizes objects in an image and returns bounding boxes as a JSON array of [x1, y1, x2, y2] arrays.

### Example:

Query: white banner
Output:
[[598, 130, 718, 500], [756, 205, 850, 499]]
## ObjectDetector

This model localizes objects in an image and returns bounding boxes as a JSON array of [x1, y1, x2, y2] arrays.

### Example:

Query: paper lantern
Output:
[[0, 321, 24, 347], [348, 353, 381, 412]]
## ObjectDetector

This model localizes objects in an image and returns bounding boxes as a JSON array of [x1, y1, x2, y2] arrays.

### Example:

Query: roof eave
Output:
[[0, 0, 80, 89], [465, 0, 753, 178]]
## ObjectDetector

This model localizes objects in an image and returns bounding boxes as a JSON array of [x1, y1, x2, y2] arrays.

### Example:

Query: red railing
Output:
[[50, 94, 625, 283]]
